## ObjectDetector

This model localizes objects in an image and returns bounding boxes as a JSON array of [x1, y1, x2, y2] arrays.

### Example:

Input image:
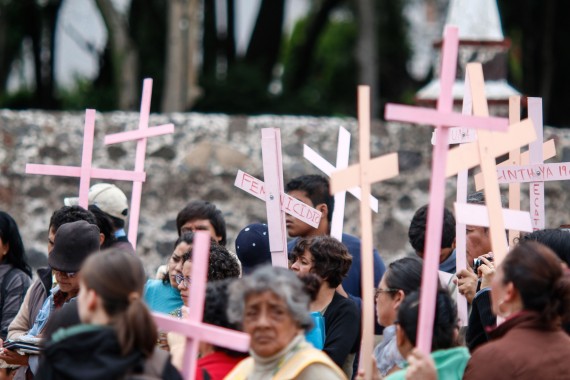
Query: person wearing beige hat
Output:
[[64, 183, 135, 255]]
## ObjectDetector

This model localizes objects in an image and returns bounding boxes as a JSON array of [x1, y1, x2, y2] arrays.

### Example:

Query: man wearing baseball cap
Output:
[[65, 183, 135, 254], [2, 220, 100, 378]]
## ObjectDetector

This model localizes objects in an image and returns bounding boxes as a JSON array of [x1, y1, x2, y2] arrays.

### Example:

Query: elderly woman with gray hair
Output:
[[224, 266, 346, 380]]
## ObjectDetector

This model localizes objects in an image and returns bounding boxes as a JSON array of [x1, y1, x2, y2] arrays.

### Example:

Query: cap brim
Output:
[[63, 197, 79, 207]]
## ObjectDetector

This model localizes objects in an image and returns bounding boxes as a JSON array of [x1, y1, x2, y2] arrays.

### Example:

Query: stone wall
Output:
[[1, 109, 569, 275]]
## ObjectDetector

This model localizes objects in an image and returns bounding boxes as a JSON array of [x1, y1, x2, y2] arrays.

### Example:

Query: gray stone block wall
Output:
[[1, 110, 569, 276]]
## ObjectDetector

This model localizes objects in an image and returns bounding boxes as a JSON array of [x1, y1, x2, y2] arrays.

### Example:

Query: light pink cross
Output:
[[153, 231, 250, 380], [234, 128, 322, 268], [104, 79, 175, 249], [330, 86, 399, 379], [303, 126, 379, 241], [26, 109, 146, 208], [384, 26, 508, 354]]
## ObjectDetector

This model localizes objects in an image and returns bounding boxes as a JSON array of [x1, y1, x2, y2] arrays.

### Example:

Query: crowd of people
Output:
[[0, 175, 568, 380]]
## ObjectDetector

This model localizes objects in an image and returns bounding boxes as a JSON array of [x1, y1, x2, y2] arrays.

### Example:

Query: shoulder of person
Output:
[[127, 347, 181, 380], [281, 346, 347, 380]]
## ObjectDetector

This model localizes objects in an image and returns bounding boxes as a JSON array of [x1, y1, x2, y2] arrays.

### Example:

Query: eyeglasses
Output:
[[175, 274, 191, 288], [53, 270, 78, 278], [374, 287, 399, 298]]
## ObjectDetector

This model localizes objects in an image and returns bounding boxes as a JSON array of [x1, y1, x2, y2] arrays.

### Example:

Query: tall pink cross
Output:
[[445, 64, 537, 266], [234, 128, 322, 268], [153, 231, 250, 380], [384, 26, 508, 354], [25, 109, 146, 208], [330, 86, 399, 379], [104, 79, 175, 249], [303, 126, 379, 240]]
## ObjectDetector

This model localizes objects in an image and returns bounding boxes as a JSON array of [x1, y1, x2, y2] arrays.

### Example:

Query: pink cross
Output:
[[26, 109, 146, 208], [303, 126, 379, 241], [384, 26, 509, 354], [330, 86, 399, 379], [104, 79, 175, 249], [153, 231, 250, 380], [234, 128, 322, 268]]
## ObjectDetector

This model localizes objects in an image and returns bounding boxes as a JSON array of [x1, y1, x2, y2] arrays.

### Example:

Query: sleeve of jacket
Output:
[[7, 278, 37, 340], [1, 272, 31, 340], [323, 296, 361, 368], [466, 288, 496, 352]]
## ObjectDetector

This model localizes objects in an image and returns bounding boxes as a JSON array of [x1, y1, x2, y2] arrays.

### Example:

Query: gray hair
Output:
[[227, 266, 313, 331]]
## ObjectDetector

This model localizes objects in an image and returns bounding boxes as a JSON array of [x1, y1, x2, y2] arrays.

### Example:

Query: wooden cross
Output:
[[473, 97, 556, 243], [383, 26, 508, 354], [330, 86, 399, 379], [474, 98, 570, 233], [303, 126, 379, 240], [153, 231, 250, 380], [445, 64, 537, 266], [104, 79, 175, 249], [234, 128, 322, 267], [26, 109, 146, 208]]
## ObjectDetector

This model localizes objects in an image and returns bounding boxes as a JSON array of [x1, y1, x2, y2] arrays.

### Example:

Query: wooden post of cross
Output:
[[507, 96, 522, 245], [153, 231, 250, 380], [303, 126, 379, 240], [234, 128, 323, 267], [330, 86, 399, 379], [528, 97, 546, 230], [26, 109, 146, 208], [384, 26, 509, 354], [104, 79, 175, 249], [445, 64, 538, 266]]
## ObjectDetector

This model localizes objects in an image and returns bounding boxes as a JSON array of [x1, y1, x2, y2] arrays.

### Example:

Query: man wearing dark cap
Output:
[[1, 221, 100, 378]]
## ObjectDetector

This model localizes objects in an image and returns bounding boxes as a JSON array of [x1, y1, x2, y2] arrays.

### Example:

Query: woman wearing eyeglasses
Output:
[[373, 257, 423, 377], [167, 242, 241, 372], [144, 233, 194, 315]]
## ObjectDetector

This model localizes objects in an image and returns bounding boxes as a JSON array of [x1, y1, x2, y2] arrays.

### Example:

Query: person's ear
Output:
[[87, 289, 99, 311], [318, 203, 328, 218], [1, 243, 9, 257], [393, 290, 405, 309], [99, 233, 105, 247], [503, 281, 519, 304]]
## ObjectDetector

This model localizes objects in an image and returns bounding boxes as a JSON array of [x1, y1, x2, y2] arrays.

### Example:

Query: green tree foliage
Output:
[[498, 0, 570, 126]]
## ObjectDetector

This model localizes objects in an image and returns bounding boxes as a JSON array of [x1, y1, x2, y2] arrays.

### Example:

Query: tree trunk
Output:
[[95, 0, 139, 110], [245, 0, 285, 86], [162, 0, 201, 112], [283, 0, 342, 92], [356, 0, 378, 117]]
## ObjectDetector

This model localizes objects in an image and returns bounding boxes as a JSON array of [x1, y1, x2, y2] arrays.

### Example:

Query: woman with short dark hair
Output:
[[290, 235, 360, 378], [463, 241, 570, 380]]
